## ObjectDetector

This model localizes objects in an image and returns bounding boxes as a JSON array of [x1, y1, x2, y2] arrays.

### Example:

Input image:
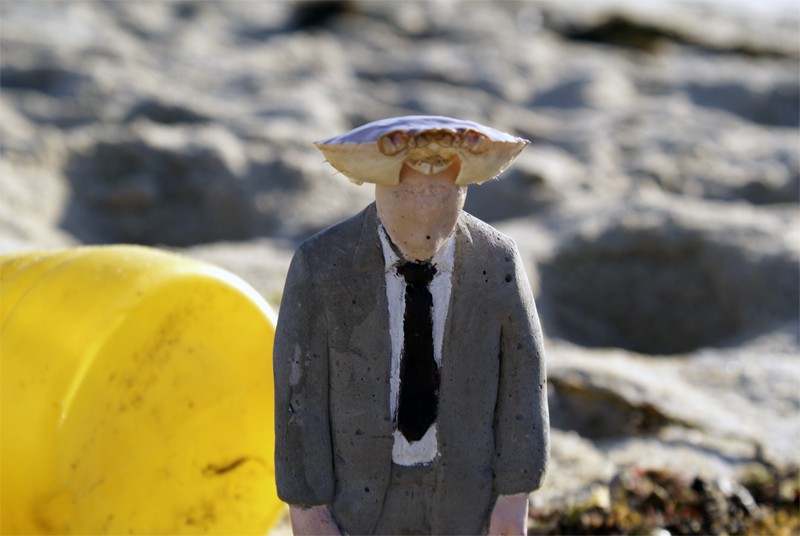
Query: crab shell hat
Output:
[[314, 115, 529, 186]]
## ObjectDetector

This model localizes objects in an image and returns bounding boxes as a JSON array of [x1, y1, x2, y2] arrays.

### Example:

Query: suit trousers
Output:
[[371, 462, 438, 535]]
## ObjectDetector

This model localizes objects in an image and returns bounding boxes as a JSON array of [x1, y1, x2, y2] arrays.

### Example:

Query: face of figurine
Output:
[[375, 159, 467, 262]]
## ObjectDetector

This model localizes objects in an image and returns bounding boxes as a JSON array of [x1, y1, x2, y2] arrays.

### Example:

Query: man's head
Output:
[[313, 115, 529, 260], [375, 159, 466, 262]]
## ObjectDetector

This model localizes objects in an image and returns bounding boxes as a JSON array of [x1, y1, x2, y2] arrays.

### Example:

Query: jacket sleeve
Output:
[[493, 244, 550, 495], [273, 244, 335, 506]]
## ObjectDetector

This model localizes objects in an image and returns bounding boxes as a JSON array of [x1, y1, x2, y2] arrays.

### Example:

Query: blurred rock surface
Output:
[[1, 0, 797, 528]]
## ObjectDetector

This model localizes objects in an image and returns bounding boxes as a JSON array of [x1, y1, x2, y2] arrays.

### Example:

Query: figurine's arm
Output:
[[289, 505, 341, 536], [487, 493, 529, 536], [273, 245, 336, 507], [493, 245, 550, 495]]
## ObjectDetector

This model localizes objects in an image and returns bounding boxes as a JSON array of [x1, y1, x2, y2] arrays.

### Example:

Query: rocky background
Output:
[[1, 0, 798, 533]]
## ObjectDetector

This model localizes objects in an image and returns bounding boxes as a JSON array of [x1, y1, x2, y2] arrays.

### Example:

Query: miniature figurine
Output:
[[274, 116, 549, 535]]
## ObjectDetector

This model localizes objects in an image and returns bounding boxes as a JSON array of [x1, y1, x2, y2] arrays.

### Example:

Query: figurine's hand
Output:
[[487, 493, 529, 536], [289, 505, 342, 536]]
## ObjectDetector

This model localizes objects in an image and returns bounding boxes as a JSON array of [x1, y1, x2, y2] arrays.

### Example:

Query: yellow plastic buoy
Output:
[[1, 245, 283, 535]]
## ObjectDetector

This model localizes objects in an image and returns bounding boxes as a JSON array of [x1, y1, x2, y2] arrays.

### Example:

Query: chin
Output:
[[401, 233, 450, 261]]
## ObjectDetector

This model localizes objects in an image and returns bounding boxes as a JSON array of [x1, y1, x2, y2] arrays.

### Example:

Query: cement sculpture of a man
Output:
[[273, 116, 549, 535]]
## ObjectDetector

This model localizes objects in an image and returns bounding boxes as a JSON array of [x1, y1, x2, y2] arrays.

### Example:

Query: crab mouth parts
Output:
[[405, 151, 457, 175], [378, 128, 491, 175]]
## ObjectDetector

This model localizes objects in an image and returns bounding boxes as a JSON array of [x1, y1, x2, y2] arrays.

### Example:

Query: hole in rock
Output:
[[60, 136, 252, 247], [538, 220, 798, 355]]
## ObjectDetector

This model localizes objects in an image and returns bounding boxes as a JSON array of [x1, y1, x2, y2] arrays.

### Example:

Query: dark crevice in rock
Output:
[[548, 375, 689, 439], [555, 13, 797, 59]]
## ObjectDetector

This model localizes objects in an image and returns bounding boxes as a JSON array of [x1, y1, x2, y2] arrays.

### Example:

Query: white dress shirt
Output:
[[378, 224, 455, 466]]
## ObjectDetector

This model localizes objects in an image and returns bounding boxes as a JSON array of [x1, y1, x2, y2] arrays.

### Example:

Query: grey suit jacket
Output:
[[273, 203, 549, 535]]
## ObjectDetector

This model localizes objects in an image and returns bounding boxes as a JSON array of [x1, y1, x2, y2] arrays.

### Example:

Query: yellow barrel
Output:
[[1, 245, 283, 534]]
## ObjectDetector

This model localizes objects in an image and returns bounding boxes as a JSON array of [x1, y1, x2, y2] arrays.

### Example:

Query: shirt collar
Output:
[[378, 223, 456, 275]]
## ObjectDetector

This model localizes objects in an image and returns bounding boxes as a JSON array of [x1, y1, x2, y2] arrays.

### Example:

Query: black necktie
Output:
[[396, 261, 439, 443]]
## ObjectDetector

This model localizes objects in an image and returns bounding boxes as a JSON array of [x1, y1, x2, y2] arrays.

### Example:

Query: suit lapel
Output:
[[353, 203, 383, 273], [443, 213, 475, 356], [348, 203, 395, 438]]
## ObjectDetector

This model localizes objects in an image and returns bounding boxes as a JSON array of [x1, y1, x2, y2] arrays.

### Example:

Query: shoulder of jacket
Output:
[[460, 211, 519, 255], [297, 204, 373, 256], [298, 205, 372, 250]]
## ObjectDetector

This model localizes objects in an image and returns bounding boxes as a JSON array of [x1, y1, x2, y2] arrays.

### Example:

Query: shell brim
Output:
[[315, 138, 529, 186], [314, 142, 405, 186], [314, 115, 529, 185]]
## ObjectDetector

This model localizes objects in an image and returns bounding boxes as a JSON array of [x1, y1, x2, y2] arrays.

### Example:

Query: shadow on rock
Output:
[[548, 375, 684, 439]]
